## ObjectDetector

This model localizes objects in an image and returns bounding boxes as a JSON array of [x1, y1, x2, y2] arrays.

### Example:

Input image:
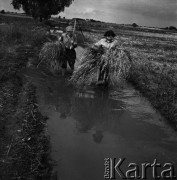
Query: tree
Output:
[[132, 23, 138, 27], [11, 0, 74, 21]]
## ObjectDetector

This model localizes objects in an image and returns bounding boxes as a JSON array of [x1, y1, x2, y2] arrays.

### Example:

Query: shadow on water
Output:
[[21, 67, 177, 180]]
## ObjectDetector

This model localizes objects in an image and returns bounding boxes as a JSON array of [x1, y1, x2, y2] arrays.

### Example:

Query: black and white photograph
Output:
[[0, 0, 177, 179]]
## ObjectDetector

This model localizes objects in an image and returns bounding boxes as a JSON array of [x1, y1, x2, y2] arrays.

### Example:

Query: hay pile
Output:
[[38, 41, 66, 71], [70, 46, 132, 87]]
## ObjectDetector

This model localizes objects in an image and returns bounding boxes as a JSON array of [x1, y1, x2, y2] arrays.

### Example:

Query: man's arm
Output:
[[94, 39, 104, 47], [110, 40, 119, 49], [92, 39, 104, 50]]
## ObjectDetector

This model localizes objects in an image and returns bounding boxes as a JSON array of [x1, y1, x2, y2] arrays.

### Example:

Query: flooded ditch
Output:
[[20, 46, 177, 180]]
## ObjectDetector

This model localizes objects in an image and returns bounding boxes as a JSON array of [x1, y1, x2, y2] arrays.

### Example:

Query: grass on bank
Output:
[[0, 19, 51, 81], [124, 33, 177, 127], [0, 81, 53, 179], [0, 16, 54, 179]]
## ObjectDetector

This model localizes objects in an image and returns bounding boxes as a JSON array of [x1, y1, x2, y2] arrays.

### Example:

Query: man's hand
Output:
[[110, 40, 119, 50], [73, 43, 77, 48]]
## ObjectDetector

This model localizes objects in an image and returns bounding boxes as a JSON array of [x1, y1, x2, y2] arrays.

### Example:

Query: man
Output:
[[93, 30, 118, 85], [59, 26, 77, 76], [93, 30, 118, 50]]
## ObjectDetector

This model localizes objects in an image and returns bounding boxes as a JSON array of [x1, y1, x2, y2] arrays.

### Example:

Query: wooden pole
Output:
[[73, 18, 76, 35]]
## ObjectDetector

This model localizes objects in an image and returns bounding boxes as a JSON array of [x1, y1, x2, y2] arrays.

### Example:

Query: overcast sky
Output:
[[1, 0, 177, 27]]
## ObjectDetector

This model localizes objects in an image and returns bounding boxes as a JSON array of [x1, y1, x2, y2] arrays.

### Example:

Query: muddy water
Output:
[[21, 47, 177, 180]]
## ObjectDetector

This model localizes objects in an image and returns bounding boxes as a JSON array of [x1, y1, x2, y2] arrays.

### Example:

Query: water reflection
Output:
[[92, 130, 103, 143], [38, 79, 172, 143], [33, 74, 177, 147], [71, 91, 123, 145], [40, 78, 74, 119]]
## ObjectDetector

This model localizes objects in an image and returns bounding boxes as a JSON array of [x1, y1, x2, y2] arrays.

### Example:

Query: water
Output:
[[21, 48, 177, 179]]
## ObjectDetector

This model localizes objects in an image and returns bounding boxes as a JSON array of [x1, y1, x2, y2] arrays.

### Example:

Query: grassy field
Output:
[[0, 13, 177, 179]]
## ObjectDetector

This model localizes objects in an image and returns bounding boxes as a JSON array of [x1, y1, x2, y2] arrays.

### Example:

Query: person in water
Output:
[[92, 30, 118, 85], [59, 25, 77, 76]]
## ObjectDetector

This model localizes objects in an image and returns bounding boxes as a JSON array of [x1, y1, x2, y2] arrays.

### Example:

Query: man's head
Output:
[[104, 30, 116, 42], [65, 26, 74, 37]]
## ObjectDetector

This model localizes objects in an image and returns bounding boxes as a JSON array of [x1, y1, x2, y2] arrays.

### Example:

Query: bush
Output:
[[169, 26, 177, 31], [0, 10, 5, 14], [132, 23, 138, 27], [0, 23, 35, 45], [31, 29, 48, 46], [0, 22, 49, 47]]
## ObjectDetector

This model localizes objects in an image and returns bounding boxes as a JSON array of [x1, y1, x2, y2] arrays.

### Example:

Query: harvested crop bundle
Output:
[[70, 46, 132, 87], [38, 41, 66, 71]]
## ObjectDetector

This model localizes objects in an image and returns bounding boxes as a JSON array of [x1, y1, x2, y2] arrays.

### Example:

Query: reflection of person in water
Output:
[[43, 80, 73, 119], [72, 89, 126, 140], [60, 112, 67, 119], [58, 95, 72, 119], [92, 130, 103, 143]]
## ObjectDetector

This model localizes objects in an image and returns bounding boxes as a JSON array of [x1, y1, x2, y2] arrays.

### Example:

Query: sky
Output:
[[1, 0, 177, 28]]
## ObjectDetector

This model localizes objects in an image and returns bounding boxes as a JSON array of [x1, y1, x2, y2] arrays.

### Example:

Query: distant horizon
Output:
[[1, 11, 176, 29], [2, 11, 176, 30], [1, 0, 177, 28]]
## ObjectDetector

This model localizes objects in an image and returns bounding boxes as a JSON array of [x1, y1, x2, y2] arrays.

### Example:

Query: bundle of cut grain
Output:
[[38, 41, 66, 71], [70, 46, 132, 87]]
